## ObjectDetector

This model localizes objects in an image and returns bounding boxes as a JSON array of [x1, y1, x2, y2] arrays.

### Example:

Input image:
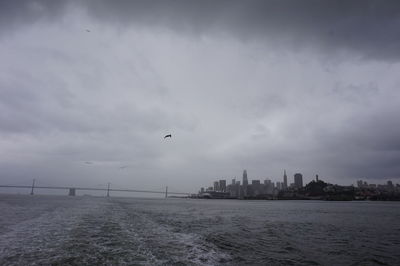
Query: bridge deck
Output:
[[0, 185, 190, 195]]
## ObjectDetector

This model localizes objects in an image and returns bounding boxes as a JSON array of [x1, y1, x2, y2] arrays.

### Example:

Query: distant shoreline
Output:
[[1, 193, 399, 201]]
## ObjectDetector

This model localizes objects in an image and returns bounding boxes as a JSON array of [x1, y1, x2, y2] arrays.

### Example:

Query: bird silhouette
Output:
[[164, 134, 172, 139], [86, 29, 91, 32]]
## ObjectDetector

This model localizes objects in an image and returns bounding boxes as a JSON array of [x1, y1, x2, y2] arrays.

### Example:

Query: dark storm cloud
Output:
[[3, 0, 399, 61], [82, 0, 400, 61], [0, 1, 69, 34]]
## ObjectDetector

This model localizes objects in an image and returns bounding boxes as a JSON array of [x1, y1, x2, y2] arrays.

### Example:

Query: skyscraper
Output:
[[242, 169, 248, 197], [219, 180, 227, 192], [243, 170, 248, 186], [294, 173, 303, 188], [283, 170, 288, 189]]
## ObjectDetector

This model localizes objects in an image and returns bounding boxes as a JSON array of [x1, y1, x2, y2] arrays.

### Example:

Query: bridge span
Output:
[[0, 183, 191, 198]]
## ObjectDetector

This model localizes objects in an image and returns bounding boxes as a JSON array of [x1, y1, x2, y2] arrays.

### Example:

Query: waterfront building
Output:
[[294, 173, 303, 188], [213, 181, 219, 191], [251, 180, 261, 196], [264, 179, 273, 194], [239, 185, 244, 199], [219, 180, 227, 192], [229, 181, 240, 198], [226, 184, 233, 196]]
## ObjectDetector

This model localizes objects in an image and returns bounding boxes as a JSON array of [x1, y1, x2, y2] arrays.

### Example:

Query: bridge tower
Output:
[[68, 188, 76, 196], [30, 179, 35, 195], [165, 186, 168, 198], [107, 182, 110, 197]]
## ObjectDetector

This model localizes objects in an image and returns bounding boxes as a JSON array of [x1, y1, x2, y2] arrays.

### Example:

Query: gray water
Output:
[[0, 195, 399, 265]]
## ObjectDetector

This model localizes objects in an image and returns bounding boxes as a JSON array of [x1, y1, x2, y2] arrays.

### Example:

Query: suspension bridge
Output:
[[0, 180, 192, 198]]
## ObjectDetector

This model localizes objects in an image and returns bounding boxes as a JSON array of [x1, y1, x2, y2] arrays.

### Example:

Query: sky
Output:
[[1, 0, 400, 193]]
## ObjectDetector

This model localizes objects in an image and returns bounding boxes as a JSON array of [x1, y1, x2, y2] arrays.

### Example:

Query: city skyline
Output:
[[201, 169, 399, 191], [199, 169, 399, 200], [201, 169, 398, 191], [201, 169, 302, 194]]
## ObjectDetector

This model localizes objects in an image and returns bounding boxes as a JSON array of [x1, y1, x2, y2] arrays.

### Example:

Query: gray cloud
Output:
[[90, 0, 400, 61], [3, 1, 400, 61], [1, 1, 400, 193]]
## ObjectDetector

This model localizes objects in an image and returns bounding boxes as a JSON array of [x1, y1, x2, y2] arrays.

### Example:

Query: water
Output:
[[0, 195, 399, 265]]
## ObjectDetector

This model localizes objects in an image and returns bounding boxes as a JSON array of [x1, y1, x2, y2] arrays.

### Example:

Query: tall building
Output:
[[294, 173, 303, 188], [251, 180, 261, 196], [264, 179, 273, 194], [219, 180, 227, 192], [228, 180, 241, 198], [243, 170, 248, 186], [283, 170, 288, 189], [213, 181, 219, 191], [242, 169, 248, 197]]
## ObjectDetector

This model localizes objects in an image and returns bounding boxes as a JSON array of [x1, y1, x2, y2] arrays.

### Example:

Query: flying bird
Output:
[[86, 29, 91, 32], [84, 161, 93, 164], [164, 134, 172, 139]]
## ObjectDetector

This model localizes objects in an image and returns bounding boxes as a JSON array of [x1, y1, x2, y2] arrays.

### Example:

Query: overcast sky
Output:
[[1, 0, 400, 193]]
